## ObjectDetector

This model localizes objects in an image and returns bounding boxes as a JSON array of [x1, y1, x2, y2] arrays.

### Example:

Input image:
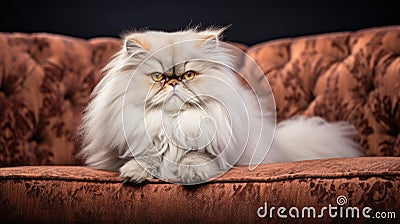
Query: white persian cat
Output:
[[79, 28, 362, 184]]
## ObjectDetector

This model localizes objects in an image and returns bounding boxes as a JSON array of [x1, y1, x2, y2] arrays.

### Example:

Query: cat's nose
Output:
[[167, 79, 179, 88]]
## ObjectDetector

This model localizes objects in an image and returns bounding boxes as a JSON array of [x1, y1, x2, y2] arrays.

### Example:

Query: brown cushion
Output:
[[247, 26, 400, 156], [1, 157, 399, 223]]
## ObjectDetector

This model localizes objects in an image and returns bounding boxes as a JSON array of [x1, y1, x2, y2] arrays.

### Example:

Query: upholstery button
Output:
[[0, 81, 13, 97]]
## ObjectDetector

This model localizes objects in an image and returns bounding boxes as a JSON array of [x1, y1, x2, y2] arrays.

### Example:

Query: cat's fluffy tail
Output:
[[265, 116, 363, 163]]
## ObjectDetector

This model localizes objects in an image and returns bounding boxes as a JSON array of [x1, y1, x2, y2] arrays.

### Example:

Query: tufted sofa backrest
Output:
[[247, 26, 400, 156], [0, 26, 399, 166], [0, 33, 121, 166]]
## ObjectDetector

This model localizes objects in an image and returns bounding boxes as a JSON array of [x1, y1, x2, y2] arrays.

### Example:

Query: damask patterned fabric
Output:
[[0, 26, 399, 223], [247, 26, 400, 156], [1, 157, 399, 222], [0, 33, 121, 166]]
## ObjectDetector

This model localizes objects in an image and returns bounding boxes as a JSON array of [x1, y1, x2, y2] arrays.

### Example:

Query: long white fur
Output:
[[79, 28, 362, 184]]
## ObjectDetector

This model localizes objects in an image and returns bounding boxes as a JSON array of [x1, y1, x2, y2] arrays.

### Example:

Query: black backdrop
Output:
[[2, 0, 399, 45]]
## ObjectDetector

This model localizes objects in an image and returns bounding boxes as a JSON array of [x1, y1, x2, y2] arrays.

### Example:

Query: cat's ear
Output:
[[124, 34, 149, 55], [197, 27, 228, 47]]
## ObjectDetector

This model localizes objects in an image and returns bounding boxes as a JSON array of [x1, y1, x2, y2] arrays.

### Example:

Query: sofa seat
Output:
[[1, 157, 399, 223]]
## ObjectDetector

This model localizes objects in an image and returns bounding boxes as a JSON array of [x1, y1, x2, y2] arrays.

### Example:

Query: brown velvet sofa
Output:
[[1, 26, 399, 223]]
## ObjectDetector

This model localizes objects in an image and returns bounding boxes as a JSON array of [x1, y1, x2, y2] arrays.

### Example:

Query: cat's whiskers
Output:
[[180, 82, 207, 108]]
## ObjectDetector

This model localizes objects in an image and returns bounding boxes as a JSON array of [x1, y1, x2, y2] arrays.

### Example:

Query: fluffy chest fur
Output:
[[144, 93, 231, 176]]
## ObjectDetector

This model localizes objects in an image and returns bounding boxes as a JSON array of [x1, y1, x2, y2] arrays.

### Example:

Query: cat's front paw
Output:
[[176, 154, 220, 185], [120, 159, 153, 184]]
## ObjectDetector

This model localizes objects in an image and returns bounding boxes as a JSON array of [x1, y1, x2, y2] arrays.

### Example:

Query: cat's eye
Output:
[[182, 71, 196, 80], [151, 72, 164, 82]]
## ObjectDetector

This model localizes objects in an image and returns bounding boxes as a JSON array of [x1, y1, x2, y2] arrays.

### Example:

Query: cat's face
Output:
[[119, 29, 236, 114]]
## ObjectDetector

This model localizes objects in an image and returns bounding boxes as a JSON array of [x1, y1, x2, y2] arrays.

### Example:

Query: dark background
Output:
[[2, 0, 399, 45]]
